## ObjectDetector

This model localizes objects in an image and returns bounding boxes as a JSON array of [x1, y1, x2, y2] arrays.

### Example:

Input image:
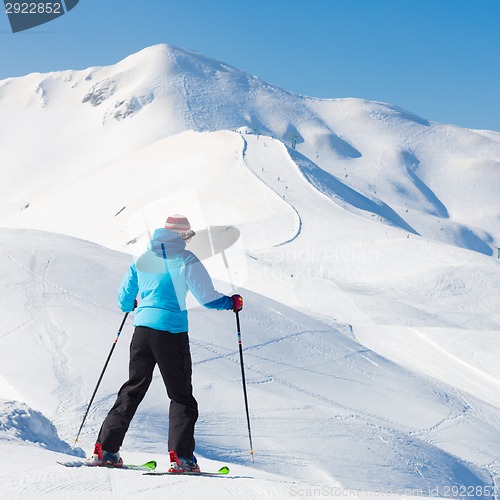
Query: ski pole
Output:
[[73, 312, 129, 448], [235, 310, 255, 462]]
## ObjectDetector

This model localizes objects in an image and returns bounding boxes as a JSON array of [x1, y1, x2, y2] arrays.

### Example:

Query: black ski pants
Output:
[[97, 326, 198, 458]]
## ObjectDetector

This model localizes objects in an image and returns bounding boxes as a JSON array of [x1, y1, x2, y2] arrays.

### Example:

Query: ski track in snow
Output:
[[239, 135, 303, 246], [19, 251, 85, 425], [7, 253, 116, 314]]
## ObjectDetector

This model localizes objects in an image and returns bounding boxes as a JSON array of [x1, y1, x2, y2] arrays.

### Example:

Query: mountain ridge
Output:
[[1, 43, 498, 256]]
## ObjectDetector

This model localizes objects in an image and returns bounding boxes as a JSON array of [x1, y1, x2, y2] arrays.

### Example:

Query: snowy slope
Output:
[[1, 44, 500, 498], [0, 228, 499, 499]]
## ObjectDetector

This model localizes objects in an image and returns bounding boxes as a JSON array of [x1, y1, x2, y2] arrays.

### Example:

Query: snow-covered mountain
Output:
[[1, 44, 499, 254], [1, 44, 500, 499]]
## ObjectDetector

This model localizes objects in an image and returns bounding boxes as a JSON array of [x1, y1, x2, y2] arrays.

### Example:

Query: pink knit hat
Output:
[[165, 214, 195, 241]]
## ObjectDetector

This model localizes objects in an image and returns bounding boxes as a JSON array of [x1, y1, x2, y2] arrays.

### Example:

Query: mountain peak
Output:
[[110, 43, 242, 82]]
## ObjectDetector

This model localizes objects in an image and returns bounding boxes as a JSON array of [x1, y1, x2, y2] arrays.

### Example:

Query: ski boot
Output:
[[168, 450, 200, 473], [87, 443, 123, 467]]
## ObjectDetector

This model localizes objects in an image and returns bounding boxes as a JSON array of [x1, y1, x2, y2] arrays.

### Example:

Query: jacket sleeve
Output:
[[117, 263, 139, 313], [185, 254, 232, 310]]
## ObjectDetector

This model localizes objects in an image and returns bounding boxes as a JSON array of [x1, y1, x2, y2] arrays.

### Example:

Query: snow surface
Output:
[[1, 44, 500, 499]]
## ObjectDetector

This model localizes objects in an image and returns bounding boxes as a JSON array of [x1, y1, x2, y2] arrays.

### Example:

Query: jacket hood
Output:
[[148, 228, 186, 256]]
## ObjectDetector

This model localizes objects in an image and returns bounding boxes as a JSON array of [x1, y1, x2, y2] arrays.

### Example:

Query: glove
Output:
[[231, 294, 243, 312]]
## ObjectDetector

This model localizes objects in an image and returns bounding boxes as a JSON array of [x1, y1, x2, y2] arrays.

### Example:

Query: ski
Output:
[[58, 459, 157, 472], [144, 465, 230, 477]]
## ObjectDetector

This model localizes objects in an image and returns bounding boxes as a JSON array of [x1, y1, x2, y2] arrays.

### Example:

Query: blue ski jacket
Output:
[[117, 228, 233, 333]]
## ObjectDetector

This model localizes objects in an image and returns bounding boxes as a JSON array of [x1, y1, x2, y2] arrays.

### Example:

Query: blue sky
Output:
[[1, 0, 499, 131]]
